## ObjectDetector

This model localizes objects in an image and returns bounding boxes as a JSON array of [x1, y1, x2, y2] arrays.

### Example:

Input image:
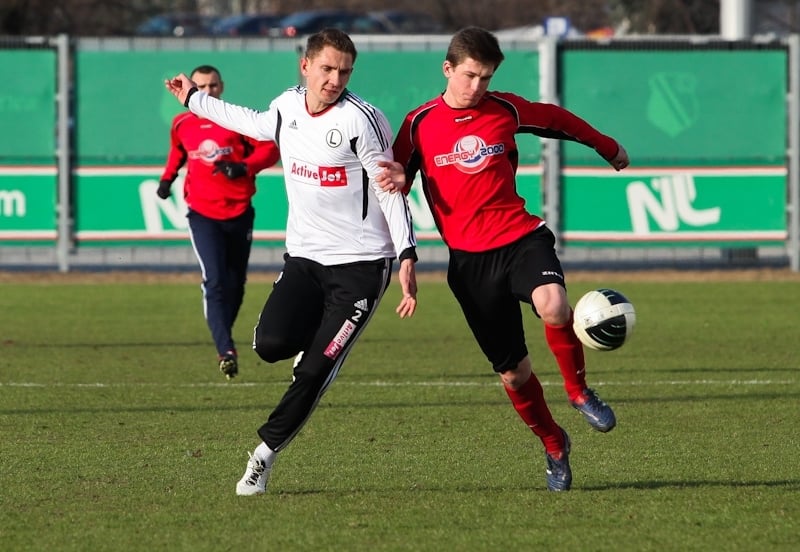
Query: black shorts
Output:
[[256, 254, 393, 360], [446, 226, 566, 373]]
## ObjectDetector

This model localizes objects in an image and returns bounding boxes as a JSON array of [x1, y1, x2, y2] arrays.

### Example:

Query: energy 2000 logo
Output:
[[434, 135, 504, 174]]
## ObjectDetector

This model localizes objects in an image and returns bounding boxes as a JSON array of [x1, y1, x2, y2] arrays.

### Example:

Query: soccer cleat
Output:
[[235, 451, 270, 496], [570, 387, 616, 432], [545, 428, 572, 492], [219, 351, 238, 380]]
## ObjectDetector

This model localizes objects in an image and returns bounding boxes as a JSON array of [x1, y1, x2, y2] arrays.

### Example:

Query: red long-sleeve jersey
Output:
[[160, 112, 280, 220], [393, 92, 621, 252]]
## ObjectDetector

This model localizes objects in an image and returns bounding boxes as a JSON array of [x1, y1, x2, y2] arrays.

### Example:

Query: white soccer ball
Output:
[[572, 288, 636, 351]]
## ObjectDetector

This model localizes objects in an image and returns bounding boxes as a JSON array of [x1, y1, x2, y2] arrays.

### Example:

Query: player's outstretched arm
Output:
[[395, 258, 417, 319]]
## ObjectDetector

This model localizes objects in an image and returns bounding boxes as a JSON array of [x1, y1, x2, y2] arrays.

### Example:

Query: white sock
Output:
[[254, 441, 277, 468]]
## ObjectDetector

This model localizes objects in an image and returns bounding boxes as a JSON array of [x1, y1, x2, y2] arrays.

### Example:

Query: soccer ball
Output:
[[572, 288, 636, 351]]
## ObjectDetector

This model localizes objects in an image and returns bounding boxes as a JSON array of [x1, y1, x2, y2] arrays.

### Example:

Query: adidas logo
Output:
[[354, 298, 369, 312], [288, 120, 298, 129]]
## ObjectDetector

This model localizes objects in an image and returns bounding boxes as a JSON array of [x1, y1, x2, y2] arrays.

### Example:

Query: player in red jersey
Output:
[[385, 27, 629, 491], [158, 65, 280, 380]]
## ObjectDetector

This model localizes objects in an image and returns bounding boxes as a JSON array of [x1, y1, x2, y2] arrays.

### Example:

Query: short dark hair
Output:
[[190, 64, 221, 78], [305, 28, 357, 63], [446, 26, 505, 70]]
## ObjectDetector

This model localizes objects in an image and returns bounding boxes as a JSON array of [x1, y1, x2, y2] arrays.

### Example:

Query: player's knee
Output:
[[253, 331, 298, 363], [538, 300, 571, 326], [532, 284, 570, 325], [500, 361, 532, 390]]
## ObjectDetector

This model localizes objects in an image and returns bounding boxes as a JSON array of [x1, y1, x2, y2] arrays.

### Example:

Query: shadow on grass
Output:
[[579, 479, 800, 491], [614, 390, 800, 403], [271, 478, 800, 496], [648, 366, 800, 375], [1, 340, 210, 348], [4, 389, 798, 416], [0, 397, 510, 416]]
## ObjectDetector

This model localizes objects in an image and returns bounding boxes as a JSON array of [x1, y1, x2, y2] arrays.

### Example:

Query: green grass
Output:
[[1, 275, 798, 551]]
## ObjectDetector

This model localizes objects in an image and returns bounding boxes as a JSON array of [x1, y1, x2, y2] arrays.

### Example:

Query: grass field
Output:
[[1, 270, 798, 551]]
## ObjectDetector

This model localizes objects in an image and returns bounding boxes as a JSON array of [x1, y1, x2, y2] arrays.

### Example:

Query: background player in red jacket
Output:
[[158, 64, 280, 380], [387, 27, 630, 491]]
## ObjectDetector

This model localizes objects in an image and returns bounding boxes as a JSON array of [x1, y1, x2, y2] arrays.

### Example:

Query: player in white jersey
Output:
[[166, 28, 418, 496]]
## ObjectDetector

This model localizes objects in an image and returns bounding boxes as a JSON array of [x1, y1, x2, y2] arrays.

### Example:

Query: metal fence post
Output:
[[539, 36, 561, 250], [55, 33, 72, 273], [788, 35, 800, 272]]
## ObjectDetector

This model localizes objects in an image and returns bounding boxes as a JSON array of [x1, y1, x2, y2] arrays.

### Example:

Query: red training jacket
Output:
[[393, 92, 620, 252], [160, 112, 280, 220]]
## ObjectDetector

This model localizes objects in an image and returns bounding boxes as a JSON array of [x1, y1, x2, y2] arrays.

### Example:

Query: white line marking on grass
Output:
[[0, 379, 794, 389]]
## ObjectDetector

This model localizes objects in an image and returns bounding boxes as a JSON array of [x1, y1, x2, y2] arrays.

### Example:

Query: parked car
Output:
[[268, 9, 388, 38], [367, 10, 446, 34], [210, 13, 284, 37], [134, 13, 218, 37]]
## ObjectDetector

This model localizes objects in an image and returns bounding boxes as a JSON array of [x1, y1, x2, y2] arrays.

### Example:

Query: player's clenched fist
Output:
[[164, 73, 197, 106]]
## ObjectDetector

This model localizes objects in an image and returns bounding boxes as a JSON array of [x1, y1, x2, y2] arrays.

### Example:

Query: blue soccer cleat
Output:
[[571, 388, 616, 432], [545, 428, 572, 492]]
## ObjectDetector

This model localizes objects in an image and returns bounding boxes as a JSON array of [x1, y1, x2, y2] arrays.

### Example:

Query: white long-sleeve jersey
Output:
[[188, 87, 416, 266]]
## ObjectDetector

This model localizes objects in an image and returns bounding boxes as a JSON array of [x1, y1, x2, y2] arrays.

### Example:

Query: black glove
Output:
[[156, 180, 172, 199], [213, 161, 248, 180]]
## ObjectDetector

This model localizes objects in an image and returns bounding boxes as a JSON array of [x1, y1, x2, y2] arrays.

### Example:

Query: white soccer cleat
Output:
[[235, 451, 270, 496]]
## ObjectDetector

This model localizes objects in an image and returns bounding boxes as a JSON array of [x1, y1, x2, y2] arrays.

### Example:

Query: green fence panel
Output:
[[74, 168, 287, 244], [0, 49, 56, 163], [75, 50, 299, 165], [3, 42, 789, 252], [561, 168, 786, 246], [560, 47, 787, 167], [349, 51, 446, 133], [0, 170, 58, 242], [516, 168, 543, 219]]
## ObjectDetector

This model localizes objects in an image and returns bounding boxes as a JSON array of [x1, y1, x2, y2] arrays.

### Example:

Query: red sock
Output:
[[545, 309, 586, 401], [504, 373, 566, 456]]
